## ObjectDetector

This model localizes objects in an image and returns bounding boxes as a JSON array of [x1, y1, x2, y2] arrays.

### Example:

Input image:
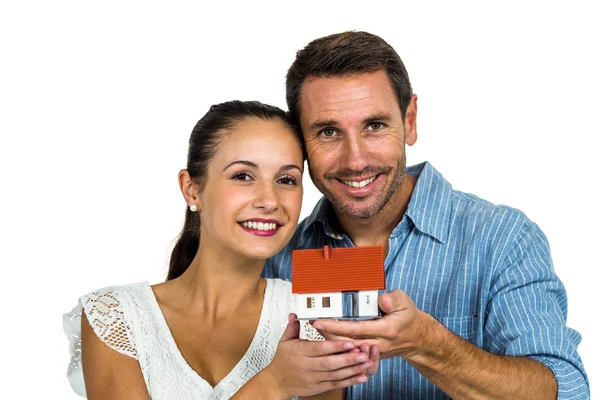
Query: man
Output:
[[263, 31, 589, 399]]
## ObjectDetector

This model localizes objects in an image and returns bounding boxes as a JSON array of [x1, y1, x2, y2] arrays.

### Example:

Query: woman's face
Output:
[[197, 117, 304, 260]]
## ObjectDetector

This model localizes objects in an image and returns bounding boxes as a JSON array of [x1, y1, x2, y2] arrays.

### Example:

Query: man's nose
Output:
[[340, 135, 369, 172]]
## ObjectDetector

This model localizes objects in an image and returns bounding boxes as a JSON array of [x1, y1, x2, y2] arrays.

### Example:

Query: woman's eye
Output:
[[319, 128, 338, 138], [232, 172, 253, 181], [278, 175, 297, 185]]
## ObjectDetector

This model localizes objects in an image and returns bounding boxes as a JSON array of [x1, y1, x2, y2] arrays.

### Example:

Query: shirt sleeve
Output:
[[484, 219, 589, 399], [63, 286, 137, 397]]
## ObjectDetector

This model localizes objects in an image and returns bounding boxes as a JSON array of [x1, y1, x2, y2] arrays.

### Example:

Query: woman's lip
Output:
[[240, 218, 281, 224]]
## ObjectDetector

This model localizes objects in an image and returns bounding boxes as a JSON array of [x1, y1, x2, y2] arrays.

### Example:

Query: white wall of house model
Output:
[[295, 290, 379, 320]]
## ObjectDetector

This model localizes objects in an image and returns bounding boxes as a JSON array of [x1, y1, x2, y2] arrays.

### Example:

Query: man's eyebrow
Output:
[[309, 120, 338, 131], [222, 160, 258, 172], [309, 114, 392, 131], [362, 114, 392, 124]]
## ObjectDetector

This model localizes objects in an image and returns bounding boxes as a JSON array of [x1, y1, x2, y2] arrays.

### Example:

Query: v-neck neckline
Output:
[[142, 279, 272, 392]]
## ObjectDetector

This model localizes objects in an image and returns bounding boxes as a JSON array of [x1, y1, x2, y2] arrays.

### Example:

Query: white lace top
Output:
[[63, 278, 319, 399]]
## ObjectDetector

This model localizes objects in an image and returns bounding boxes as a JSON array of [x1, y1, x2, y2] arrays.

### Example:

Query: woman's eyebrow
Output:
[[279, 164, 303, 174], [222, 160, 258, 172]]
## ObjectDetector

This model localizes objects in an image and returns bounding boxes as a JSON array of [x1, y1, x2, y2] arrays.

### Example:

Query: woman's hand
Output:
[[264, 313, 375, 398]]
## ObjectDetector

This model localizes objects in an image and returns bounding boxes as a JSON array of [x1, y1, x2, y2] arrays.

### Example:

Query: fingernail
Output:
[[313, 323, 323, 330], [361, 361, 372, 369], [357, 375, 368, 383], [356, 354, 368, 362], [343, 343, 354, 350]]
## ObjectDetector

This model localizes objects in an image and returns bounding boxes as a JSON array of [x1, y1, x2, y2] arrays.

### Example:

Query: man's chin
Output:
[[332, 199, 382, 221]]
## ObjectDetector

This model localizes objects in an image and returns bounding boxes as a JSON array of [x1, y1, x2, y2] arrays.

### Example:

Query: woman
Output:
[[63, 101, 377, 399]]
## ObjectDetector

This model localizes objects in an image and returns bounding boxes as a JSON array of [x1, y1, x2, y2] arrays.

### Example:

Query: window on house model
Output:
[[306, 297, 316, 308], [322, 297, 331, 308]]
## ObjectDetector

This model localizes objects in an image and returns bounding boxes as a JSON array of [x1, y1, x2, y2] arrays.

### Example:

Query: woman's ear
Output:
[[178, 169, 201, 211]]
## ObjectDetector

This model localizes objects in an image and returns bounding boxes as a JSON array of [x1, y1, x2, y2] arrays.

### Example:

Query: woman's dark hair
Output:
[[167, 100, 303, 280]]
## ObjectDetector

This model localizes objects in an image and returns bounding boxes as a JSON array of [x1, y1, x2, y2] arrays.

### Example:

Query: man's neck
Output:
[[335, 174, 417, 252]]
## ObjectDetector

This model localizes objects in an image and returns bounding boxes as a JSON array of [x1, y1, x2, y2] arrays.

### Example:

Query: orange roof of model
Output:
[[292, 246, 386, 294]]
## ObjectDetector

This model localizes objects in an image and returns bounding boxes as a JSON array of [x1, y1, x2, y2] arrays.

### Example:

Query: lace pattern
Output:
[[300, 320, 325, 341], [63, 285, 138, 396], [84, 289, 137, 357], [63, 279, 297, 399]]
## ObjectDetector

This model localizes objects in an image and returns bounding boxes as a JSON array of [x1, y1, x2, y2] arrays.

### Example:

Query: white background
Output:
[[1, 1, 597, 398]]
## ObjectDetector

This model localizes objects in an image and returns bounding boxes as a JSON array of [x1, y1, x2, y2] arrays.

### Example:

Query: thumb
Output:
[[280, 313, 300, 342], [378, 290, 404, 314]]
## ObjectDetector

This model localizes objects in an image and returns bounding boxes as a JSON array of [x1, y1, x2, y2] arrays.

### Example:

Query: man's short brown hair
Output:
[[286, 31, 413, 129]]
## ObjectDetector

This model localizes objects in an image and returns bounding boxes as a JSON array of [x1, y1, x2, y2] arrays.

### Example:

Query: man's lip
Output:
[[333, 174, 381, 194], [336, 174, 379, 182], [335, 174, 381, 186]]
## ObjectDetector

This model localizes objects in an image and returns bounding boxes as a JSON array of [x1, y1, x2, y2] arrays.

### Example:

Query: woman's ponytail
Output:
[[167, 208, 200, 280]]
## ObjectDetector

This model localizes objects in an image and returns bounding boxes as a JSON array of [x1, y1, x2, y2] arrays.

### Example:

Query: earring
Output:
[[189, 204, 198, 212]]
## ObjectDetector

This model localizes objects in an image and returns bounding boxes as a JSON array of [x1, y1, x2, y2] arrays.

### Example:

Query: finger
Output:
[[317, 330, 352, 342], [369, 345, 379, 360], [317, 361, 372, 383], [299, 339, 356, 357], [313, 373, 369, 394], [313, 318, 388, 340], [312, 350, 371, 372], [280, 313, 300, 342], [359, 343, 370, 354], [366, 345, 380, 376], [378, 290, 408, 314]]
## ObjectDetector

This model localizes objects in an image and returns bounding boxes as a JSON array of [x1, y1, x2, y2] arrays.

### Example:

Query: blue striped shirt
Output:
[[263, 162, 589, 399]]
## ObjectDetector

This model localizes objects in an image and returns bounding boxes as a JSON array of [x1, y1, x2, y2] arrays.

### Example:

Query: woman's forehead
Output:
[[212, 119, 303, 167]]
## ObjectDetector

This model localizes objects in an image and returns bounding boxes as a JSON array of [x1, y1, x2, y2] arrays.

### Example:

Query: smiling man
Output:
[[263, 31, 589, 399]]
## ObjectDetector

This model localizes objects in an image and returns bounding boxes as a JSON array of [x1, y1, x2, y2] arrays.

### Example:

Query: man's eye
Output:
[[319, 129, 338, 137], [367, 122, 383, 131], [232, 172, 252, 181], [278, 175, 297, 185]]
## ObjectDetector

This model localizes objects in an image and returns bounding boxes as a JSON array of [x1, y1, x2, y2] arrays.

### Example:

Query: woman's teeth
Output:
[[241, 221, 277, 230]]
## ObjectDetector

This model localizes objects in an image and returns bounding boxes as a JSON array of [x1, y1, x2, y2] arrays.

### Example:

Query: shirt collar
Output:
[[304, 197, 345, 240], [305, 161, 453, 243], [401, 162, 452, 244]]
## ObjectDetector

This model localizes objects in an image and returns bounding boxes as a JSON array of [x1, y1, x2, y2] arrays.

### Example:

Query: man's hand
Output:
[[312, 290, 434, 360]]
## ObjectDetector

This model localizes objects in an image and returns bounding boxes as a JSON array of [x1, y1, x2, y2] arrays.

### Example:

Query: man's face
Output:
[[299, 70, 417, 220]]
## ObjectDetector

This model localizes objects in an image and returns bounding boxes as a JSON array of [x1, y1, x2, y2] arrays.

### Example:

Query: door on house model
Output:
[[342, 291, 359, 318]]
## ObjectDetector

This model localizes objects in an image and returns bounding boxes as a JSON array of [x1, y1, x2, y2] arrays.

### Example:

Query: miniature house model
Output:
[[292, 246, 386, 320]]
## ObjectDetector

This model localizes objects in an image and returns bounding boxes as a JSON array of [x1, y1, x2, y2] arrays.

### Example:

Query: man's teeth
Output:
[[241, 221, 278, 231], [341, 176, 376, 188]]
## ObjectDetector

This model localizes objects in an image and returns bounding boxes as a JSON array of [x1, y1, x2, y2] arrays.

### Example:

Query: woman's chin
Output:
[[242, 246, 283, 261]]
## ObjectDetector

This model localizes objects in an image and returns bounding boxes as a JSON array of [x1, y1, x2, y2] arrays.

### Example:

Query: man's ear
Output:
[[405, 94, 418, 146], [178, 169, 201, 210]]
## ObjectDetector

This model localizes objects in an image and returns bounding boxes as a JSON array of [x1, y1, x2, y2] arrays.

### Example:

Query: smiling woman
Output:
[[169, 104, 305, 277], [62, 101, 378, 400]]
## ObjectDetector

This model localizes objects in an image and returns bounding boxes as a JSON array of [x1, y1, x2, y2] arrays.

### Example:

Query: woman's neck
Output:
[[162, 242, 267, 321]]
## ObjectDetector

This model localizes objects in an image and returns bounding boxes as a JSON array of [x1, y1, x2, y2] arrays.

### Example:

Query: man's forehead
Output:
[[299, 71, 399, 123]]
